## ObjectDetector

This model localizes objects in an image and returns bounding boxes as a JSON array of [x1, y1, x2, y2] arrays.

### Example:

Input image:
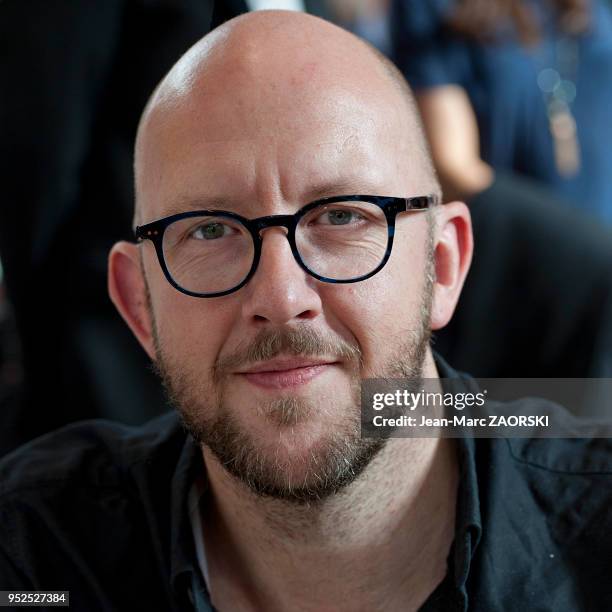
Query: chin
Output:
[[224, 443, 385, 504], [191, 403, 385, 503]]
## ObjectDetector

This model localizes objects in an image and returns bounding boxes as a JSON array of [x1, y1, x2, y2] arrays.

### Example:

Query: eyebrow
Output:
[[304, 178, 383, 201], [161, 195, 236, 217]]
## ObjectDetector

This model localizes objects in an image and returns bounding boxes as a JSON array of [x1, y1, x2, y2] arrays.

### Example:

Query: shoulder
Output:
[[0, 412, 187, 594], [476, 398, 612, 485], [0, 413, 191, 604], [504, 436, 612, 475], [466, 432, 612, 607], [0, 411, 185, 499], [471, 434, 612, 605]]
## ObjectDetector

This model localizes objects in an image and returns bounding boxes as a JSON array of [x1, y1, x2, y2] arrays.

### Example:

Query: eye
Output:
[[191, 222, 233, 240], [314, 207, 366, 226]]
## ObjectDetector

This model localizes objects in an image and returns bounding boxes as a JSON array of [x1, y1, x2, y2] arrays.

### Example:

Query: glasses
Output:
[[135, 194, 438, 298]]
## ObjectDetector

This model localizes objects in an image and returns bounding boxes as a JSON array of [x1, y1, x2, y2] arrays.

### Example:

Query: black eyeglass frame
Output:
[[135, 194, 439, 298]]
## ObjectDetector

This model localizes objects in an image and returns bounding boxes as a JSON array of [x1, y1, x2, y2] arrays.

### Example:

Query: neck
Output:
[[199, 351, 458, 611]]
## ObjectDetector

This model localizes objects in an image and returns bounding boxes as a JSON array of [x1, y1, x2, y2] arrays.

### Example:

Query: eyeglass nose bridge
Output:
[[249, 213, 302, 259], [251, 213, 297, 237], [249, 213, 304, 275]]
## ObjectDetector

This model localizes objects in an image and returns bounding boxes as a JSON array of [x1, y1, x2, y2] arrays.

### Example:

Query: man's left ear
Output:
[[430, 201, 473, 330]]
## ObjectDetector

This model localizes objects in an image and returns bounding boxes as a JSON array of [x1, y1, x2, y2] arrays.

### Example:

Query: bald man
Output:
[[1, 11, 611, 612]]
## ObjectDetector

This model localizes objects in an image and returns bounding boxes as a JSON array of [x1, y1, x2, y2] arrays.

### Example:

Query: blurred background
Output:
[[1, 0, 611, 456]]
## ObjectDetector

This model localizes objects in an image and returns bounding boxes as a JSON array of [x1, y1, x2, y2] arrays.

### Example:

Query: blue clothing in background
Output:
[[390, 0, 612, 222]]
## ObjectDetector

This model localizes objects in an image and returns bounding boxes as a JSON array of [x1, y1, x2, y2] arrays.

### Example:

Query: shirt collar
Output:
[[169, 433, 209, 605], [452, 436, 482, 605], [435, 352, 483, 608]]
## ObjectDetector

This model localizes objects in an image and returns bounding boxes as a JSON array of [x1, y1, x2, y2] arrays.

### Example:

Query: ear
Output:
[[430, 201, 473, 330], [108, 241, 156, 360]]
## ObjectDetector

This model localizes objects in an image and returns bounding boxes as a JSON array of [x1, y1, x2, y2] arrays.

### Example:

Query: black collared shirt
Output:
[[1, 360, 611, 611]]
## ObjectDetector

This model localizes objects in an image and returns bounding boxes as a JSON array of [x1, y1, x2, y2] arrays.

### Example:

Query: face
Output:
[[120, 54, 444, 503]]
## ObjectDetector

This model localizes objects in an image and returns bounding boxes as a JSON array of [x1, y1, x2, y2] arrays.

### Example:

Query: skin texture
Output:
[[109, 10, 473, 611]]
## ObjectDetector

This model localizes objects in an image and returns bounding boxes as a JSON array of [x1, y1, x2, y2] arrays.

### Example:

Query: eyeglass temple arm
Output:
[[403, 194, 439, 211]]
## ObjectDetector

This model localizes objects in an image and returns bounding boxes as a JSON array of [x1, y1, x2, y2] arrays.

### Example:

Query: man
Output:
[[1, 11, 611, 612]]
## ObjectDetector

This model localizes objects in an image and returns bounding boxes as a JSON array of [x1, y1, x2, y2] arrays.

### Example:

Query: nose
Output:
[[240, 227, 323, 325]]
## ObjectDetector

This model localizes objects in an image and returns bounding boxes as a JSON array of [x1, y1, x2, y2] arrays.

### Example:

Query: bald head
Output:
[[110, 11, 472, 508], [134, 10, 438, 226]]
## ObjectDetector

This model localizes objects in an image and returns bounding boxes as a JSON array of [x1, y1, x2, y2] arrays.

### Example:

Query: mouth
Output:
[[236, 358, 338, 390]]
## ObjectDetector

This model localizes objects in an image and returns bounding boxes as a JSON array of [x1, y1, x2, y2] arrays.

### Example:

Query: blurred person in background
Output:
[[391, 0, 612, 378], [327, 0, 392, 54], [391, 0, 612, 221]]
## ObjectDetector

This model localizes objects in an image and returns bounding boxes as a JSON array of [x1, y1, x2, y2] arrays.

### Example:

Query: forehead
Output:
[[136, 68, 426, 222]]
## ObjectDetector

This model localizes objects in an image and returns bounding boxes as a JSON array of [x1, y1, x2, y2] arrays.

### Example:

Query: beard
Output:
[[148, 247, 434, 505]]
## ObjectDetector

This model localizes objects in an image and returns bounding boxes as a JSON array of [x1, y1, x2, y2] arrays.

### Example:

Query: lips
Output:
[[237, 358, 336, 389]]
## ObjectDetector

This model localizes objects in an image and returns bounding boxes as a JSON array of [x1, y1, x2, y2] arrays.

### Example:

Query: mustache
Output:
[[213, 325, 362, 380]]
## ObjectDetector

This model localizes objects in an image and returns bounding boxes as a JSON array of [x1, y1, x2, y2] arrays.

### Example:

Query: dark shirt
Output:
[[1, 359, 611, 611]]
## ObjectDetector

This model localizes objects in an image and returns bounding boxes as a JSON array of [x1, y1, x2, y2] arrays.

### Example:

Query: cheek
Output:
[[327, 234, 429, 367], [151, 280, 237, 370], [143, 249, 233, 362]]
